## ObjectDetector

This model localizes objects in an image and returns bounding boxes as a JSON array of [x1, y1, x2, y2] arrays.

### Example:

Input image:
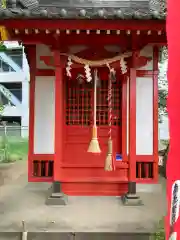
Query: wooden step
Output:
[[62, 181, 128, 196], [60, 177, 128, 183]]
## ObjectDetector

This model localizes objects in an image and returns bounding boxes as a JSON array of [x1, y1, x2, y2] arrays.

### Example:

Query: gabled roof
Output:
[[0, 0, 166, 20]]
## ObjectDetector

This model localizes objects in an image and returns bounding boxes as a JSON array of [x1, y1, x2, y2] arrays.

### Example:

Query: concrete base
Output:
[[0, 168, 166, 233], [121, 194, 143, 206], [45, 192, 68, 206], [45, 184, 68, 206]]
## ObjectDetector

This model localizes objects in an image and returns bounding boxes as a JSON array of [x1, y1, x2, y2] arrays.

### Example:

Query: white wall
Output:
[[136, 46, 153, 155], [34, 76, 55, 154], [137, 46, 153, 155], [138, 45, 153, 71], [127, 76, 153, 155], [136, 77, 153, 154]]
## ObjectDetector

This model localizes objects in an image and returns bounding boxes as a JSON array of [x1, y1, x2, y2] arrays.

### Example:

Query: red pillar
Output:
[[129, 66, 136, 183], [122, 48, 142, 205], [152, 46, 159, 183], [166, 0, 180, 238], [123, 48, 140, 203], [26, 45, 36, 181], [121, 75, 127, 162], [53, 49, 64, 181]]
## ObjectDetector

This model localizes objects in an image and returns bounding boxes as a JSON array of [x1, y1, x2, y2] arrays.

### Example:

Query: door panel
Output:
[[64, 72, 122, 166]]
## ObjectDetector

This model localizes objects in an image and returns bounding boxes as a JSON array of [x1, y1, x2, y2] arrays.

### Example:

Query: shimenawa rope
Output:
[[61, 52, 131, 67]]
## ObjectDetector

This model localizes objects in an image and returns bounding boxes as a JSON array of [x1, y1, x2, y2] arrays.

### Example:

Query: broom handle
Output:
[[93, 69, 97, 126]]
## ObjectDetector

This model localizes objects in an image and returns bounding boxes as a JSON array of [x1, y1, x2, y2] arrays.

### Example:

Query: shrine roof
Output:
[[0, 0, 166, 20]]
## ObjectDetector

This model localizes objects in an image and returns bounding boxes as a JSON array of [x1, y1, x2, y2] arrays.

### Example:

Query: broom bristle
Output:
[[88, 126, 101, 153], [87, 138, 101, 153], [105, 153, 113, 171], [104, 139, 113, 171]]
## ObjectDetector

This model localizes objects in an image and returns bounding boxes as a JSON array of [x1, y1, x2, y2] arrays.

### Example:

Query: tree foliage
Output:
[[158, 47, 168, 122], [0, 42, 7, 51]]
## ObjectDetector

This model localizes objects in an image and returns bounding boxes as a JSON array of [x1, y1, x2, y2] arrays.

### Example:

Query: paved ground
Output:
[[0, 232, 152, 240], [0, 161, 26, 188], [0, 161, 166, 238]]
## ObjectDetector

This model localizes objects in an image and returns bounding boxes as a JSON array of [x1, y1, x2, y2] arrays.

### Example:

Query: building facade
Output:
[[0, 42, 29, 137]]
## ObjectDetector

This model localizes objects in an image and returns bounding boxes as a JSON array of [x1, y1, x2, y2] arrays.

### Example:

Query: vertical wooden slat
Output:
[[138, 163, 141, 179], [45, 161, 49, 177], [145, 163, 149, 179]]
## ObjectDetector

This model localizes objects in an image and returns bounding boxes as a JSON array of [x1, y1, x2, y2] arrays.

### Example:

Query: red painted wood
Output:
[[63, 72, 122, 160], [2, 19, 165, 30], [61, 162, 128, 168], [153, 46, 159, 182], [28, 152, 154, 187], [35, 68, 156, 78], [60, 168, 128, 181], [62, 182, 128, 196], [28, 176, 53, 182], [136, 70, 158, 77], [29, 154, 154, 165], [32, 154, 54, 161], [27, 45, 36, 181], [129, 66, 137, 181], [136, 155, 154, 162], [53, 49, 64, 181], [25, 22, 160, 193], [63, 126, 121, 167], [36, 69, 54, 76], [122, 75, 127, 164], [12, 33, 167, 48], [135, 178, 157, 184]]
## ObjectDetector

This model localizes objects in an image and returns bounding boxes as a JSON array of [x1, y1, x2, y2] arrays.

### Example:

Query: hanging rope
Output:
[[105, 64, 114, 171], [87, 69, 101, 153], [61, 51, 131, 67], [108, 66, 112, 141]]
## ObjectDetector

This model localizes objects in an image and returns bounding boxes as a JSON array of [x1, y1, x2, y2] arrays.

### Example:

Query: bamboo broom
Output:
[[87, 69, 101, 153], [105, 66, 114, 171]]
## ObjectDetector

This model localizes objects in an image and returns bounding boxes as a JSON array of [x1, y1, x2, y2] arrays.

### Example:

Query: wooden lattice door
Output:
[[62, 69, 128, 195]]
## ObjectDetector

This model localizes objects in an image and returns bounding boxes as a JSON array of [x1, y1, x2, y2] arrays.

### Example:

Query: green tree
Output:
[[158, 47, 168, 123]]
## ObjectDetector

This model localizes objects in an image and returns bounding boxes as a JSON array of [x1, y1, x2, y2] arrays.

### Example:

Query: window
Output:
[[0, 60, 15, 72], [0, 49, 23, 72], [10, 54, 23, 69], [66, 79, 121, 126]]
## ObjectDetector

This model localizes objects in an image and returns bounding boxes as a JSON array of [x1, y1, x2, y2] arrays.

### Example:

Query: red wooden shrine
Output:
[[0, 0, 166, 197]]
